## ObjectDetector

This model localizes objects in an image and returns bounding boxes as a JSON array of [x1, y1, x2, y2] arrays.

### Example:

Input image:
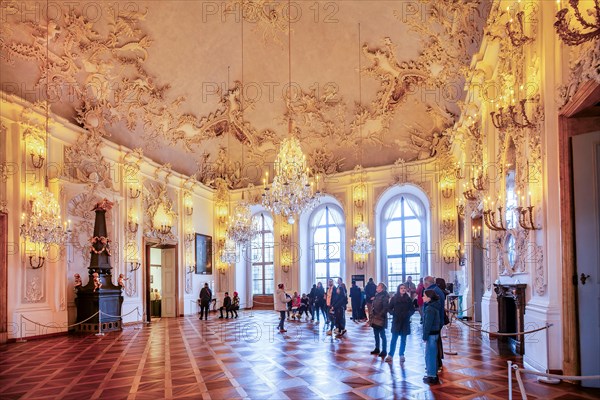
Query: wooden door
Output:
[[161, 248, 177, 317]]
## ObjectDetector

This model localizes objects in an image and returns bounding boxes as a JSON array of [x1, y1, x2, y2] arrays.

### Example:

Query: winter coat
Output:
[[388, 292, 414, 335], [331, 292, 348, 311], [199, 287, 212, 306], [422, 299, 442, 340], [365, 281, 377, 304], [315, 286, 325, 306], [370, 290, 390, 328], [274, 289, 288, 311]]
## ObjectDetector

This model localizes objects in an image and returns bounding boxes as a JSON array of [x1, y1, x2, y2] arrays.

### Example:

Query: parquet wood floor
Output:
[[1, 310, 599, 399]]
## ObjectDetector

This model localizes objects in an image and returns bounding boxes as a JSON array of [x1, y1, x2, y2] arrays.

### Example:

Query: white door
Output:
[[161, 248, 177, 317], [572, 131, 600, 388]]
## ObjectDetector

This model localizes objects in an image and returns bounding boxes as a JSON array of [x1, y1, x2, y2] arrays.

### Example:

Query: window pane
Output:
[[264, 244, 274, 263], [318, 210, 328, 226], [329, 262, 340, 278], [389, 202, 402, 219], [252, 265, 262, 279], [328, 227, 340, 243], [327, 242, 341, 259], [388, 274, 402, 292], [316, 277, 327, 287], [314, 228, 326, 244], [404, 239, 421, 255], [314, 243, 327, 261], [252, 280, 262, 295], [404, 219, 420, 237], [264, 264, 274, 280], [315, 263, 327, 279], [386, 221, 402, 238], [264, 279, 274, 295], [387, 258, 403, 275], [405, 256, 421, 274], [386, 238, 403, 255]]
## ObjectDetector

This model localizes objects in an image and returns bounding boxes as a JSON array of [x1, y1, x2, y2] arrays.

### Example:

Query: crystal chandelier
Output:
[[20, 187, 70, 246], [219, 236, 237, 264], [351, 221, 374, 255], [262, 137, 321, 224], [226, 196, 258, 245]]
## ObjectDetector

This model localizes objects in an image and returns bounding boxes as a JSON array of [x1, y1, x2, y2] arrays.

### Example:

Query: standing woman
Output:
[[416, 277, 425, 321], [386, 284, 414, 362], [370, 282, 390, 358], [422, 289, 442, 384], [274, 283, 288, 333]]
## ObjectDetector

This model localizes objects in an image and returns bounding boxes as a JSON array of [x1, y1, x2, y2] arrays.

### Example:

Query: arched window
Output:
[[309, 205, 344, 287], [381, 195, 427, 290], [250, 213, 274, 295]]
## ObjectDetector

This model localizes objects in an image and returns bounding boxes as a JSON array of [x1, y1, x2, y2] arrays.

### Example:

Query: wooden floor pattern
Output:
[[1, 310, 599, 399]]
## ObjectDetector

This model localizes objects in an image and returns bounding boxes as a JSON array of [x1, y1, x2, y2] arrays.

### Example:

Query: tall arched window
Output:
[[250, 213, 274, 295], [309, 205, 344, 287], [381, 195, 427, 290]]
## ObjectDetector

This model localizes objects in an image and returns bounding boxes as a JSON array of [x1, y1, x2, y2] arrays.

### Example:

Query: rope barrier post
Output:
[[16, 314, 26, 343], [444, 314, 458, 355], [508, 360, 513, 400], [134, 307, 141, 330], [537, 324, 560, 384], [96, 311, 104, 336]]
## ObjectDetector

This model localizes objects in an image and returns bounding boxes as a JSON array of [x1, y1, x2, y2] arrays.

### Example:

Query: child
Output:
[[422, 289, 442, 384], [291, 292, 301, 319], [230, 291, 240, 318]]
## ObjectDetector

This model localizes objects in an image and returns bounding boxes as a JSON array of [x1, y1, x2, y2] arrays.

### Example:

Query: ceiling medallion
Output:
[[262, 136, 322, 224]]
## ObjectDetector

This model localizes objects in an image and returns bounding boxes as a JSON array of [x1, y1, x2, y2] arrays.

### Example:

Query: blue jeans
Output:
[[373, 326, 387, 352], [425, 334, 439, 377], [278, 311, 286, 330], [389, 332, 407, 357]]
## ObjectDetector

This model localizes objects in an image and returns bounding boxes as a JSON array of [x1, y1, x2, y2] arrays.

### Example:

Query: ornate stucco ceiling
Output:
[[1, 0, 489, 188]]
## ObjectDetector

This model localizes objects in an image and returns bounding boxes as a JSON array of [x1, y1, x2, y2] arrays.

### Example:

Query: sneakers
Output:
[[370, 349, 380, 355], [379, 352, 387, 359], [400, 356, 405, 362], [279, 329, 287, 333], [385, 356, 393, 362]]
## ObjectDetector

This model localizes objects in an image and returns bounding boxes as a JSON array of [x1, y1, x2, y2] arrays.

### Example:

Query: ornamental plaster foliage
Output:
[[558, 39, 600, 108], [484, 250, 492, 291], [401, 0, 486, 84], [24, 275, 44, 303], [532, 244, 546, 296], [68, 192, 109, 264], [64, 130, 114, 191], [309, 148, 345, 176], [196, 145, 247, 190], [143, 181, 177, 244]]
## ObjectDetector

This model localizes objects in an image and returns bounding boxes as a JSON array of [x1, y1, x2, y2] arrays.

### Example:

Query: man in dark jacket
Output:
[[349, 281, 362, 321], [364, 278, 377, 325], [424, 276, 446, 371], [219, 292, 232, 318], [199, 283, 212, 320]]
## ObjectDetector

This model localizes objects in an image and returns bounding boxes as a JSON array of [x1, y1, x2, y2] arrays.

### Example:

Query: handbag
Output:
[[371, 314, 385, 328]]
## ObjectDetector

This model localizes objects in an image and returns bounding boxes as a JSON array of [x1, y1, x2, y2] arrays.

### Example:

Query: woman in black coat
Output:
[[386, 284, 415, 362], [370, 282, 390, 358]]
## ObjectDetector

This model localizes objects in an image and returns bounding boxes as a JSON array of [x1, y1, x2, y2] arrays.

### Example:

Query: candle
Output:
[[528, 192, 531, 207]]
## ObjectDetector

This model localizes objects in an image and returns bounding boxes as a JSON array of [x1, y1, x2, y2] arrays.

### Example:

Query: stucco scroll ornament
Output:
[[143, 182, 177, 244], [308, 148, 345, 176], [225, 0, 289, 45], [494, 228, 529, 277], [533, 244, 546, 296], [557, 39, 600, 108], [24, 276, 43, 303], [64, 130, 115, 191]]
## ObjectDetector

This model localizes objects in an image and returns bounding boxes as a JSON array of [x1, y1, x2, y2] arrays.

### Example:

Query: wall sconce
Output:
[[455, 163, 465, 180], [30, 151, 45, 169], [184, 193, 194, 216], [129, 184, 142, 199], [483, 204, 507, 231], [456, 243, 466, 266], [157, 225, 172, 235], [506, 10, 533, 47], [281, 264, 290, 273], [280, 233, 290, 246], [463, 189, 478, 201], [490, 98, 536, 130], [456, 203, 465, 218], [218, 265, 227, 275], [516, 206, 540, 230], [25, 131, 45, 169], [443, 253, 456, 264], [443, 216, 454, 230], [471, 168, 486, 191], [353, 183, 366, 208], [129, 260, 141, 272], [441, 184, 453, 199], [29, 254, 46, 269], [354, 253, 367, 270], [556, 0, 600, 46], [186, 265, 195, 274], [216, 202, 228, 223]]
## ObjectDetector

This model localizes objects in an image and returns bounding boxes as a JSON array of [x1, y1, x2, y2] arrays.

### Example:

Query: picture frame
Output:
[[195, 233, 213, 275]]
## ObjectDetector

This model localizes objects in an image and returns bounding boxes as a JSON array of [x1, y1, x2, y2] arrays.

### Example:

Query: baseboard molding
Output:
[[8, 330, 68, 342]]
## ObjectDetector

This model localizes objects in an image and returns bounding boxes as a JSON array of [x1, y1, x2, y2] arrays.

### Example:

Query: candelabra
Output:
[[456, 204, 465, 218], [455, 165, 465, 180], [471, 169, 486, 191], [219, 236, 237, 264], [127, 219, 138, 234], [443, 253, 456, 264], [555, 0, 600, 46], [29, 254, 46, 269], [281, 264, 290, 273], [443, 217, 455, 231], [471, 225, 482, 240], [227, 196, 258, 246], [30, 152, 45, 169], [353, 183, 366, 208], [483, 206, 507, 231], [490, 98, 536, 130], [507, 10, 533, 47], [157, 224, 172, 235], [354, 253, 367, 270], [441, 185, 453, 199], [351, 221, 375, 256], [516, 206, 540, 230]]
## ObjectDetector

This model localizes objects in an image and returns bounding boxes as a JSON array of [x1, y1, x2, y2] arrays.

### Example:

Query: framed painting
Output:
[[195, 233, 213, 275]]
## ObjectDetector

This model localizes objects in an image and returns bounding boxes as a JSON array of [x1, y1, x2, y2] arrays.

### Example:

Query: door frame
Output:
[[143, 239, 179, 322], [0, 213, 7, 344], [558, 80, 600, 376]]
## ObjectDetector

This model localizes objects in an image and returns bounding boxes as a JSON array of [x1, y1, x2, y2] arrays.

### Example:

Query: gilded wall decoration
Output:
[[143, 181, 177, 244], [533, 244, 546, 296], [64, 130, 114, 191], [68, 192, 111, 264], [309, 148, 345, 176], [558, 39, 600, 108], [494, 229, 529, 277], [225, 0, 290, 46], [24, 275, 44, 303]]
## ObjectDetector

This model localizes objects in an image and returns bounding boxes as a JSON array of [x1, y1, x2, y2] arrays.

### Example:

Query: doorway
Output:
[[145, 242, 178, 322]]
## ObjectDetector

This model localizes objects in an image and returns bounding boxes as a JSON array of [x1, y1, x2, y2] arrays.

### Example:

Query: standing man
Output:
[[274, 283, 288, 333], [349, 281, 362, 322], [404, 276, 417, 299], [325, 279, 337, 335], [364, 277, 377, 325], [423, 276, 446, 372], [199, 282, 212, 320]]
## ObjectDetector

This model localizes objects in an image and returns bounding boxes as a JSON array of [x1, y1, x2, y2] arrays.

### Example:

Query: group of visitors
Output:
[[368, 276, 447, 384], [197, 283, 240, 320]]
